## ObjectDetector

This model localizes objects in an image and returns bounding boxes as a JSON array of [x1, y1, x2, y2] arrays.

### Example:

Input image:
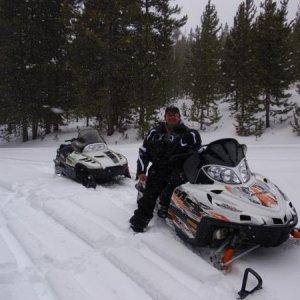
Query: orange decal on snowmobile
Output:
[[210, 212, 229, 222], [225, 185, 232, 193], [291, 229, 300, 238], [250, 186, 277, 208], [167, 210, 176, 220], [172, 194, 186, 210]]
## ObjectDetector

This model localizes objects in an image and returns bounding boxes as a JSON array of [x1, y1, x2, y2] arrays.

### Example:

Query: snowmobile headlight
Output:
[[213, 228, 229, 240], [221, 168, 240, 184], [206, 166, 222, 181], [204, 166, 241, 184], [238, 159, 251, 183], [84, 143, 107, 152]]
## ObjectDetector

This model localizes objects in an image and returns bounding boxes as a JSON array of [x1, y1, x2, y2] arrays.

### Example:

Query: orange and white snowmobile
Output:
[[167, 138, 299, 271]]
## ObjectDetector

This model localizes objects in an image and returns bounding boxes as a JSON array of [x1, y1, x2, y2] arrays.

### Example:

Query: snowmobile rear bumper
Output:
[[196, 214, 298, 247], [89, 164, 129, 180]]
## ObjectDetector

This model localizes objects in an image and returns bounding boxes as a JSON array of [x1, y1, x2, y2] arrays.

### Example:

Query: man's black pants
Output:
[[132, 166, 187, 226]]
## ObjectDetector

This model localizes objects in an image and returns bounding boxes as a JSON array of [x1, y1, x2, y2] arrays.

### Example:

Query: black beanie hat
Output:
[[165, 106, 180, 115]]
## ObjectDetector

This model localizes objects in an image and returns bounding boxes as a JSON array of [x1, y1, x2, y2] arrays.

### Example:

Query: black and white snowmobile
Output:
[[165, 138, 299, 270], [54, 128, 131, 188]]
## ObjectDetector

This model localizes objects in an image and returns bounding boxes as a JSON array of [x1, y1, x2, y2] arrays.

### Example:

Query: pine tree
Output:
[[181, 29, 193, 97], [220, 23, 230, 48], [187, 1, 221, 130], [0, 0, 31, 141], [132, 0, 186, 137], [222, 0, 262, 136], [172, 33, 189, 98], [292, 7, 300, 82], [71, 0, 141, 135], [254, 0, 294, 128], [0, 0, 73, 141]]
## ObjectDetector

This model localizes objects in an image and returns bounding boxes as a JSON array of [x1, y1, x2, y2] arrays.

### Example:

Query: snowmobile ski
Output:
[[238, 268, 263, 299]]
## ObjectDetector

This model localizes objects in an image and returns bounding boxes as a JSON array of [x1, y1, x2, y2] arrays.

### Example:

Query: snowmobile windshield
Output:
[[184, 139, 248, 184], [78, 129, 106, 146], [200, 138, 245, 167]]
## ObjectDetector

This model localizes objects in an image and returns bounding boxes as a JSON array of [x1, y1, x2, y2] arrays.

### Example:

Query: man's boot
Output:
[[129, 214, 150, 233]]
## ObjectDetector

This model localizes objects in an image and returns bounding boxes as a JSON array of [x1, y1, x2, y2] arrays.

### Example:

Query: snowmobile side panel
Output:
[[63, 164, 77, 179]]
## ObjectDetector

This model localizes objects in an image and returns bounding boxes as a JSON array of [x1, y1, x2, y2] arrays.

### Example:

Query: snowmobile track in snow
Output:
[[0, 176, 231, 300], [1, 143, 300, 299], [0, 184, 153, 299]]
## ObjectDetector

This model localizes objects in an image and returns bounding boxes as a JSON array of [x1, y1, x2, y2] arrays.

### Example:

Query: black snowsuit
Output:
[[131, 122, 202, 229]]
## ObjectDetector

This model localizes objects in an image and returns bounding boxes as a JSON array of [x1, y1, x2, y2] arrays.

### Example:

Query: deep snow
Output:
[[1, 95, 300, 300]]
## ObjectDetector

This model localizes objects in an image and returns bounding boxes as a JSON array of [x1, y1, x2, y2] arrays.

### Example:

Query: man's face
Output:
[[165, 112, 181, 127]]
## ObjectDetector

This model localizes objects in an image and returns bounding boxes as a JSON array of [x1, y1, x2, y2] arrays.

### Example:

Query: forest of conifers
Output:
[[1, 0, 300, 141]]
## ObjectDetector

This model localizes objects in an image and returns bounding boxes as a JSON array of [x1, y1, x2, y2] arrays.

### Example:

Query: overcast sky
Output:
[[173, 0, 299, 34]]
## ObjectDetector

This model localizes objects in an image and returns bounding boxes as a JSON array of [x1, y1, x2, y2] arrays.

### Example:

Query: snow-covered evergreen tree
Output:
[[132, 0, 186, 137], [70, 0, 141, 135], [292, 8, 300, 82], [0, 0, 73, 141], [172, 33, 189, 99], [222, 0, 263, 136], [254, 0, 294, 129], [187, 1, 222, 130]]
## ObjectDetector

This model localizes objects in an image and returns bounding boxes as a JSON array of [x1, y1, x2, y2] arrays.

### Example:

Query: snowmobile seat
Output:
[[71, 137, 86, 153], [59, 144, 73, 158]]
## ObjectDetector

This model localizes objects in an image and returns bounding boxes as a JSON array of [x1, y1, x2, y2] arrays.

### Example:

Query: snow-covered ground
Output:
[[1, 94, 300, 300]]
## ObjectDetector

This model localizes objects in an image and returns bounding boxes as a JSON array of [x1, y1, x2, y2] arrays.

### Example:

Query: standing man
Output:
[[130, 106, 202, 232]]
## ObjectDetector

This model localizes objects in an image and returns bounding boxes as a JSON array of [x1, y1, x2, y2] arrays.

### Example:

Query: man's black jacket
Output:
[[137, 122, 202, 176]]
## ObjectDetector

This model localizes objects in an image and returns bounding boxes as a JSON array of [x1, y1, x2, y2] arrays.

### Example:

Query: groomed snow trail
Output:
[[0, 144, 300, 299]]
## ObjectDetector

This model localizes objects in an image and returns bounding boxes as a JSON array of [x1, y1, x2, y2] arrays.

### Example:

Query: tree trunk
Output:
[[97, 114, 103, 130], [22, 121, 29, 142], [53, 123, 59, 132], [45, 122, 51, 134], [265, 92, 271, 128], [107, 104, 115, 136], [139, 106, 145, 127], [107, 122, 114, 136], [86, 116, 89, 127], [7, 123, 12, 134], [66, 111, 69, 123], [32, 121, 38, 140], [107, 89, 119, 136], [235, 91, 239, 112], [138, 106, 146, 138], [200, 107, 204, 130]]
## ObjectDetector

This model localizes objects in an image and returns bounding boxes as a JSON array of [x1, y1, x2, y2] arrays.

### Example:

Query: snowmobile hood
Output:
[[180, 173, 297, 227], [66, 143, 127, 169], [81, 144, 127, 168]]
